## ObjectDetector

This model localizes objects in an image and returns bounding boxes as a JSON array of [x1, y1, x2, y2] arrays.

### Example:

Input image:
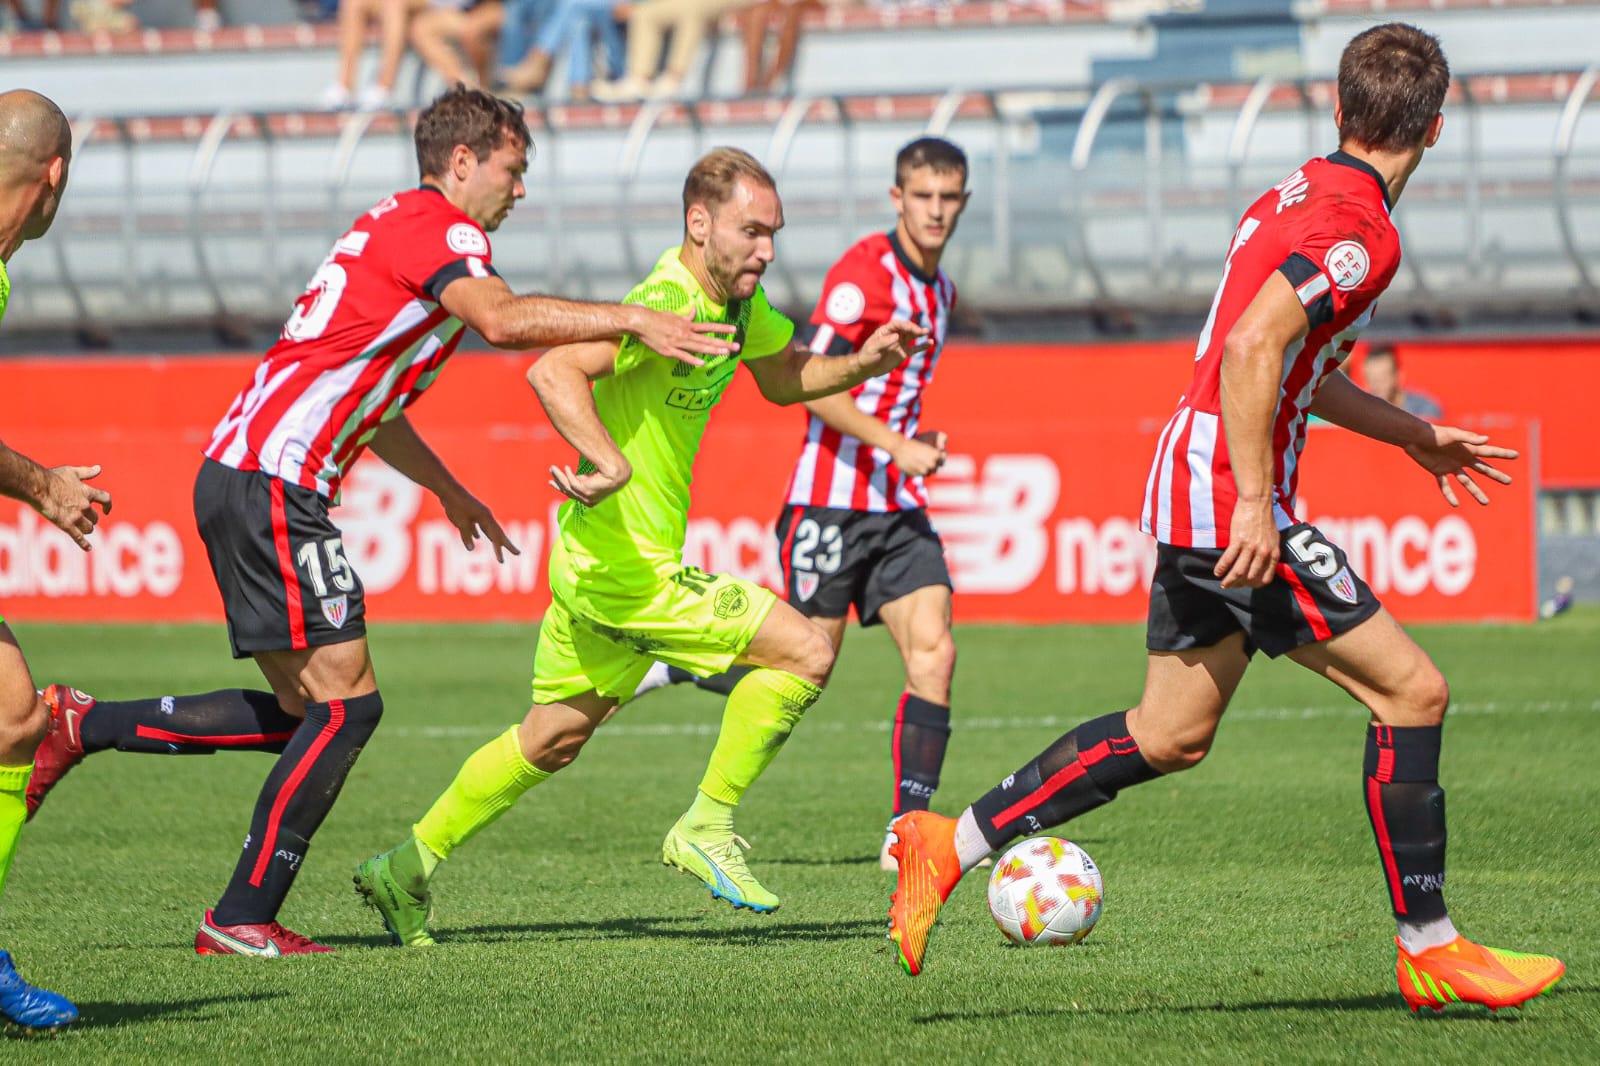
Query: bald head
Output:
[[0, 90, 72, 245]]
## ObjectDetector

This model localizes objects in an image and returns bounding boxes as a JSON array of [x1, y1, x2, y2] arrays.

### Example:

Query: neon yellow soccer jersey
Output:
[[554, 247, 795, 585], [0, 259, 11, 328]]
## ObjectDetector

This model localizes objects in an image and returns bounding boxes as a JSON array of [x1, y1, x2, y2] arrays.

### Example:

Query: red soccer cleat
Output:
[[886, 811, 965, 977], [1397, 935, 1564, 1013], [26, 685, 94, 820], [195, 910, 334, 957]]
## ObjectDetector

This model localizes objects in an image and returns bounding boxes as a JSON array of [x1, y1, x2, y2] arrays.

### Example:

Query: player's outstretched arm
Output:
[[439, 276, 736, 366], [0, 441, 111, 552], [369, 415, 519, 560], [526, 341, 633, 507], [802, 392, 948, 476], [1310, 370, 1517, 506], [743, 319, 928, 406], [1215, 272, 1305, 589]]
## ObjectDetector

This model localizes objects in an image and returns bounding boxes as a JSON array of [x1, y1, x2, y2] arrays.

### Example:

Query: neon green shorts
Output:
[[533, 563, 778, 704]]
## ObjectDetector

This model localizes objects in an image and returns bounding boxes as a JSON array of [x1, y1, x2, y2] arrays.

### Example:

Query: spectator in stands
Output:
[[321, 0, 489, 109], [590, 0, 743, 101], [4, 0, 60, 31], [324, 0, 420, 111], [499, 0, 625, 100], [63, 0, 220, 32], [738, 0, 818, 96], [410, 0, 505, 90], [1360, 345, 1443, 420]]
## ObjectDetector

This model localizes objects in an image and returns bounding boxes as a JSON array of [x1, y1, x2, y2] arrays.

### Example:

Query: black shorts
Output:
[[1146, 522, 1381, 658], [194, 458, 368, 659], [774, 505, 952, 626]]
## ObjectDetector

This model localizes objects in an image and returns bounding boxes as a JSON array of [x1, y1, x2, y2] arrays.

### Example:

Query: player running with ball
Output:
[[884, 23, 1564, 1013], [355, 147, 926, 941]]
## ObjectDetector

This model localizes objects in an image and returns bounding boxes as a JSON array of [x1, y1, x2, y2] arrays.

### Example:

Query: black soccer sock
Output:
[[892, 694, 950, 815], [968, 710, 1160, 852], [668, 664, 754, 698], [211, 691, 384, 926], [1363, 723, 1448, 923], [79, 690, 301, 756]]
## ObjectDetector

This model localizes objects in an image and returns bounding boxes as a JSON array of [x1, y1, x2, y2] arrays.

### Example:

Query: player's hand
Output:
[[548, 458, 631, 508], [439, 487, 520, 562], [857, 318, 930, 374], [1402, 425, 1518, 507], [893, 430, 947, 477], [35, 465, 113, 552], [1214, 496, 1279, 589], [632, 306, 738, 369]]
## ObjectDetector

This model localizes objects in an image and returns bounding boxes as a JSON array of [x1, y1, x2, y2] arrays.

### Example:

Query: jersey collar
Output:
[[1325, 150, 1392, 211], [887, 229, 940, 286]]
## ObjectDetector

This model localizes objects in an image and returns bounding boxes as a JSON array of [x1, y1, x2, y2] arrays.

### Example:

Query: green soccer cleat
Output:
[[661, 818, 780, 913], [354, 849, 436, 947]]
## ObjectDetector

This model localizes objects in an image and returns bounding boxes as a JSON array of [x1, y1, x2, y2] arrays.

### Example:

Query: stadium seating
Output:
[[0, 0, 1595, 332]]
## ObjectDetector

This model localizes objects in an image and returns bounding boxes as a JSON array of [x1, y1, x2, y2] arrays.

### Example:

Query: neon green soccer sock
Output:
[[412, 725, 550, 866], [0, 762, 32, 899], [695, 669, 822, 807]]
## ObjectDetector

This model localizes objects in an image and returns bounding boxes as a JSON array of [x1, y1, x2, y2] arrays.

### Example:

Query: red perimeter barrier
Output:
[[0, 341, 1555, 625]]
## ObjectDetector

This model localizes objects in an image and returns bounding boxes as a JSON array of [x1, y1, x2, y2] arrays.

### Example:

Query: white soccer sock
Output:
[[1398, 914, 1460, 954], [953, 808, 992, 872], [632, 661, 673, 700]]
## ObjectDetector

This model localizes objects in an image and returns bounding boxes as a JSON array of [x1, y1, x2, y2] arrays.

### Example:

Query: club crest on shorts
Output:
[[1326, 566, 1359, 605], [714, 585, 749, 619], [321, 595, 350, 629], [795, 571, 820, 603]]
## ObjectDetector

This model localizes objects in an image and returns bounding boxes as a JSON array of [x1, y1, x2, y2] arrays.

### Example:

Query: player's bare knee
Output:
[[1129, 714, 1215, 773], [905, 636, 956, 700], [789, 620, 837, 687], [0, 691, 49, 756], [1402, 667, 1450, 726]]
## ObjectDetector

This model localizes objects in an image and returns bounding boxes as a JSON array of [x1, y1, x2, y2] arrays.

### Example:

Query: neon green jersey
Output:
[[0, 259, 10, 328], [555, 247, 795, 583]]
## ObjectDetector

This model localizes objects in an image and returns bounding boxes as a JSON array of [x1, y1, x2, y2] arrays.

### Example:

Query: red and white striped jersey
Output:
[[204, 187, 497, 500], [1141, 153, 1402, 548], [783, 230, 956, 512]]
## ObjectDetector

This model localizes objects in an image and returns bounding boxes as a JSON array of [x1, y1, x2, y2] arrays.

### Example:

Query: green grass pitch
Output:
[[5, 609, 1598, 1062]]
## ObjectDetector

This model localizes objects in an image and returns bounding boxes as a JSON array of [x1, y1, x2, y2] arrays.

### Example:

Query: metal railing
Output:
[[9, 70, 1598, 333]]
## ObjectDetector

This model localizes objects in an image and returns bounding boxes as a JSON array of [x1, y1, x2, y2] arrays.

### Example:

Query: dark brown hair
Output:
[[682, 147, 777, 217], [1337, 23, 1450, 153], [414, 84, 530, 178], [894, 136, 967, 187]]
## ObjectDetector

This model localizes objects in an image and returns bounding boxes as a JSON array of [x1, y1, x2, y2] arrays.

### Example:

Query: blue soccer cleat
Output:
[[0, 950, 78, 1031]]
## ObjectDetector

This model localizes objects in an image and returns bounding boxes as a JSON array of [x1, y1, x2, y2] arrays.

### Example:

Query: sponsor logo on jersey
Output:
[[1327, 566, 1359, 604], [447, 223, 489, 256], [714, 585, 749, 619], [795, 571, 819, 602], [321, 594, 349, 628], [1324, 241, 1370, 290], [825, 282, 866, 325]]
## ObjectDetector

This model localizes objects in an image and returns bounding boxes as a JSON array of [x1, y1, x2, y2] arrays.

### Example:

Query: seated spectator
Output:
[[323, 0, 477, 110], [738, 0, 819, 96], [63, 0, 219, 32], [1359, 345, 1444, 420], [499, 0, 624, 100], [590, 0, 743, 101], [409, 0, 505, 90], [4, 0, 60, 30]]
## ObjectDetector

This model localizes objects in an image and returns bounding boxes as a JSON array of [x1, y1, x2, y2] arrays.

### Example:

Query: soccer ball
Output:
[[986, 837, 1104, 946]]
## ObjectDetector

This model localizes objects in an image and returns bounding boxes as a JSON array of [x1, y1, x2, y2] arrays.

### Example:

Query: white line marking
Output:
[[385, 699, 1600, 741]]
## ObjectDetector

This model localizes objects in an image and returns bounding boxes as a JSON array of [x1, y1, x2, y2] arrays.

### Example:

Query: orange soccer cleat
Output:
[[886, 811, 965, 976], [1396, 935, 1564, 1013]]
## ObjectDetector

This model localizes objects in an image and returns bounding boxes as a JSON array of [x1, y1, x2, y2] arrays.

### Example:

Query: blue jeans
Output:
[[536, 0, 625, 85], [498, 0, 556, 68]]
